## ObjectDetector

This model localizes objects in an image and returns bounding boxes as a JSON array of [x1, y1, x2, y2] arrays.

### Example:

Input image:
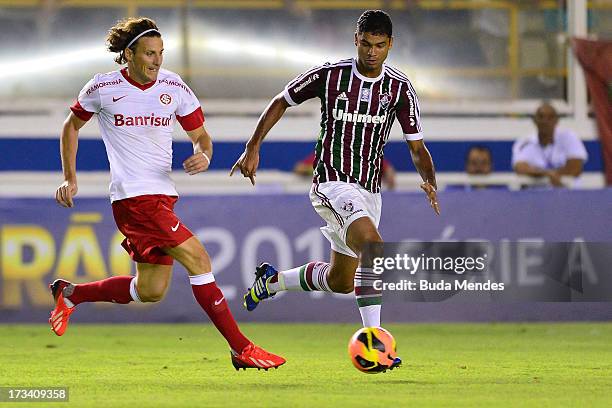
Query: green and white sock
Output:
[[267, 262, 332, 294], [354, 267, 382, 327]]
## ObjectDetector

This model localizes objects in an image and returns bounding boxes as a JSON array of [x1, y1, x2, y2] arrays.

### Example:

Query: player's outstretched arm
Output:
[[230, 93, 290, 185], [408, 139, 440, 215], [183, 125, 213, 175], [56, 112, 86, 208]]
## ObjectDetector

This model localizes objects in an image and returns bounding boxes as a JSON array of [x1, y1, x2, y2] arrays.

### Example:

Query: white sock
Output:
[[129, 277, 142, 303], [268, 262, 331, 294], [359, 305, 381, 327], [189, 272, 215, 286], [267, 266, 299, 293]]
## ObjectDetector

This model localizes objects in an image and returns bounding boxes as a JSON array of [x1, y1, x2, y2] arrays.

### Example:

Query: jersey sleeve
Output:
[[511, 139, 531, 166], [70, 75, 101, 121], [283, 64, 328, 106], [175, 78, 205, 132], [395, 81, 423, 141], [562, 130, 588, 161]]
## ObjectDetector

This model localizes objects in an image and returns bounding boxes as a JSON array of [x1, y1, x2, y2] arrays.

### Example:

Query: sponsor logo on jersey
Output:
[[86, 79, 123, 96], [407, 91, 416, 127], [337, 92, 348, 101], [332, 108, 386, 124], [159, 93, 172, 105], [157, 78, 192, 95], [112, 95, 127, 103], [379, 92, 392, 109], [114, 113, 172, 127], [360, 88, 370, 102], [294, 73, 319, 93]]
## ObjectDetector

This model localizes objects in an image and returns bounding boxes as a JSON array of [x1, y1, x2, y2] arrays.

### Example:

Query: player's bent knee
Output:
[[347, 225, 383, 255], [335, 283, 354, 294], [350, 235, 383, 257], [139, 292, 165, 303], [327, 275, 355, 294], [362, 232, 383, 245], [136, 286, 167, 303]]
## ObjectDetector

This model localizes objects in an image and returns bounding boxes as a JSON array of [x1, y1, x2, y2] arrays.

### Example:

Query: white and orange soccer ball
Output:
[[348, 327, 398, 373]]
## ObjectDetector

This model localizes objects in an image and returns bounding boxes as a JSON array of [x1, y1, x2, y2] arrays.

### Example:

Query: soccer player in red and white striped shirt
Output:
[[232, 10, 439, 370], [50, 17, 285, 371]]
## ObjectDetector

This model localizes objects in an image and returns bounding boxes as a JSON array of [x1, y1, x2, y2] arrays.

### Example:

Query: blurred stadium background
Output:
[[1, 0, 611, 324]]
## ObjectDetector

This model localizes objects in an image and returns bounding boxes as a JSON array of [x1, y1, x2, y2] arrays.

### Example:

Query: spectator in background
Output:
[[512, 102, 588, 187], [446, 145, 505, 190], [466, 145, 493, 176], [293, 152, 397, 190]]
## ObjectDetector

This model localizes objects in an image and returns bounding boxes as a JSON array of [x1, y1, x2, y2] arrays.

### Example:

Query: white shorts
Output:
[[309, 181, 382, 258]]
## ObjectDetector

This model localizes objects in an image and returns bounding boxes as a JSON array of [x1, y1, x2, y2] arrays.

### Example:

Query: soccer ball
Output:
[[348, 327, 397, 373]]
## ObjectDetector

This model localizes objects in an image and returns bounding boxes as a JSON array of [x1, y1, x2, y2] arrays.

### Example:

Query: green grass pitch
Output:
[[1, 323, 611, 407]]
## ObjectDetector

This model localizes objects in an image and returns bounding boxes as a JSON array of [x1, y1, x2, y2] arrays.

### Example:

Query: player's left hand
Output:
[[420, 182, 440, 215], [183, 152, 210, 175]]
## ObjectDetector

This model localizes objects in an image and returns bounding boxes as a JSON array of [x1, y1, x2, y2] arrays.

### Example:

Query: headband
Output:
[[126, 28, 160, 49]]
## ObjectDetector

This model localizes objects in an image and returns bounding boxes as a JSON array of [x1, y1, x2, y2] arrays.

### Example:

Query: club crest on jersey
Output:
[[159, 93, 172, 105], [360, 88, 371, 102], [379, 92, 392, 109]]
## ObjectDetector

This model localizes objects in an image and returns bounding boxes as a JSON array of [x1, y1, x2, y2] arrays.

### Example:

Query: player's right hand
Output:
[[420, 181, 440, 215], [230, 148, 260, 186], [55, 180, 78, 208]]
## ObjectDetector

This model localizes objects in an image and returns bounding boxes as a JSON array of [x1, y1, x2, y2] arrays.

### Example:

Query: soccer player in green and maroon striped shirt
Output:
[[231, 10, 439, 368]]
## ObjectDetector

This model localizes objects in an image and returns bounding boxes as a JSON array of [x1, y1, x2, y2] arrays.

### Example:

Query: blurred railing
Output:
[[1, 171, 605, 197], [1, 0, 609, 101]]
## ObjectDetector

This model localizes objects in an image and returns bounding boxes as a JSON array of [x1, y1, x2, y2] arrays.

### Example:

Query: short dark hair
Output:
[[356, 10, 392, 37], [465, 145, 493, 164], [534, 100, 558, 119]]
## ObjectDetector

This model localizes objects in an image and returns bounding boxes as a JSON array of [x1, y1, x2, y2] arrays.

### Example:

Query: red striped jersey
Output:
[[283, 58, 423, 193]]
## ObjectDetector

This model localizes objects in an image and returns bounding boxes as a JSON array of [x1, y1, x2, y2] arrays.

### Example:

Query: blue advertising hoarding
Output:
[[1, 189, 611, 323]]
